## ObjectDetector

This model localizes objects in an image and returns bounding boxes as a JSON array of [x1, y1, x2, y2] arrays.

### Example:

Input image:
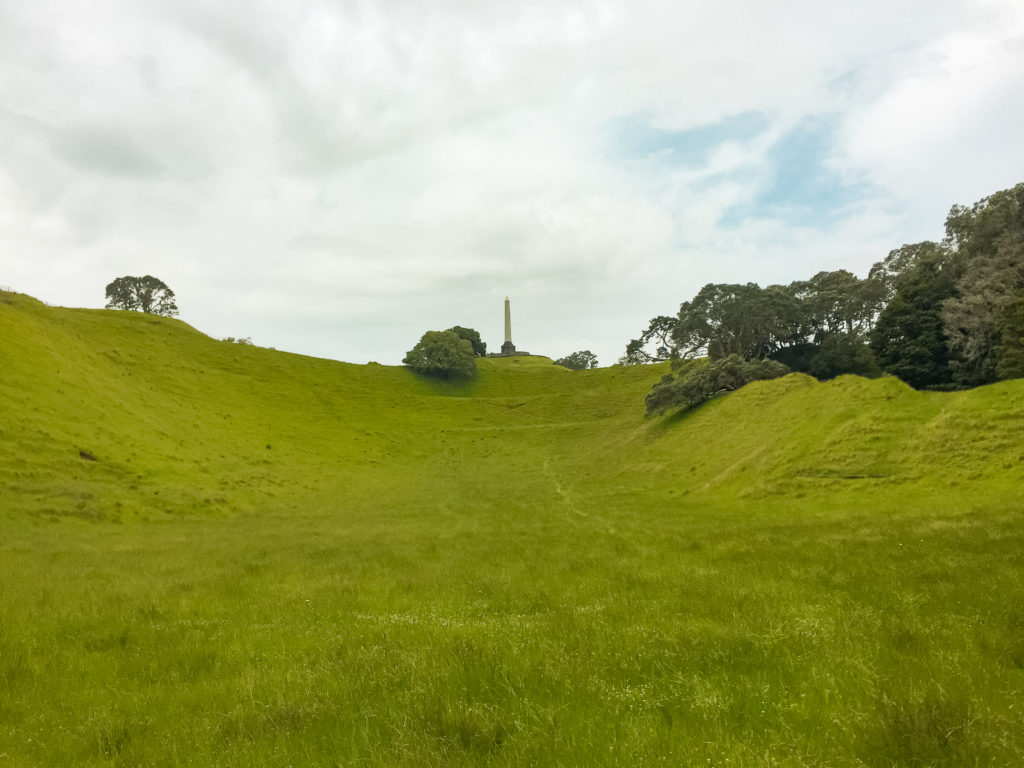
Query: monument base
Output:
[[501, 341, 516, 355], [487, 351, 532, 357]]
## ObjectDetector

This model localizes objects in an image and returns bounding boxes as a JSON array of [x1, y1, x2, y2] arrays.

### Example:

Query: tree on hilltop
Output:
[[789, 269, 879, 339], [554, 350, 598, 370], [672, 282, 802, 361], [868, 253, 956, 389], [940, 183, 1024, 386], [627, 180, 1024, 401], [403, 330, 477, 379], [105, 275, 178, 316], [994, 294, 1024, 380], [448, 326, 487, 356]]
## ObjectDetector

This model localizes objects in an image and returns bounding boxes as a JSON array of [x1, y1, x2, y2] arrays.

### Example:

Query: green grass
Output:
[[1, 289, 1023, 766]]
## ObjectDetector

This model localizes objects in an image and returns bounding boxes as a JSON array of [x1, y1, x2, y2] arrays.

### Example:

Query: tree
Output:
[[672, 283, 802, 361], [105, 275, 178, 316], [941, 230, 1024, 385], [553, 350, 598, 370], [866, 241, 950, 306], [869, 256, 956, 389], [767, 334, 879, 380], [645, 355, 790, 415], [940, 184, 1024, 386], [788, 269, 878, 340], [803, 333, 880, 380], [447, 326, 486, 356], [403, 330, 476, 379], [620, 315, 677, 364], [994, 293, 1024, 380], [944, 183, 1024, 259]]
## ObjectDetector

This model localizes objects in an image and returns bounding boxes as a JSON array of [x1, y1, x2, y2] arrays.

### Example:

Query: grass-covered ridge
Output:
[[2, 290, 1023, 766]]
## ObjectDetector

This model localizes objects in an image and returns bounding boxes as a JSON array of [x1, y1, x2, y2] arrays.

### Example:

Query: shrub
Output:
[[646, 355, 789, 415]]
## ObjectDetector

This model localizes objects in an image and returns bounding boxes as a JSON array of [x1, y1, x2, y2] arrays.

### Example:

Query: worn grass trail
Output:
[[1, 290, 1023, 766]]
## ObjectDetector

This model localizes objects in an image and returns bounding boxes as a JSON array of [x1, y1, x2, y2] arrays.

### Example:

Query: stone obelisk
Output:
[[501, 296, 516, 355]]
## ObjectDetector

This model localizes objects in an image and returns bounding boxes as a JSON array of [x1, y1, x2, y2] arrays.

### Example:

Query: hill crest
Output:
[[1, 290, 1021, 521]]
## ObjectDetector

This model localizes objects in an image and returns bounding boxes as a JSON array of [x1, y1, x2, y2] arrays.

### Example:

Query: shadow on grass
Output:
[[857, 689, 987, 767], [403, 366, 480, 398], [647, 394, 724, 436]]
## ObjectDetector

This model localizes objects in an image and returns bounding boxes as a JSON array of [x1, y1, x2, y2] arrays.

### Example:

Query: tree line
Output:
[[100, 182, 1022, 401], [625, 182, 1024, 414]]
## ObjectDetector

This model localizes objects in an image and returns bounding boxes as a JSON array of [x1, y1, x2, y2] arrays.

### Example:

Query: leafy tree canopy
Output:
[[105, 275, 178, 316], [620, 316, 677, 364], [645, 355, 790, 415], [403, 330, 476, 379], [553, 350, 598, 370], [866, 241, 951, 306], [632, 179, 1024, 400], [803, 333, 881, 380], [789, 270, 879, 340], [940, 183, 1024, 386], [448, 326, 486, 356], [945, 182, 1024, 260], [994, 293, 1024, 380], [672, 282, 802, 361], [869, 255, 956, 390], [770, 334, 880, 381]]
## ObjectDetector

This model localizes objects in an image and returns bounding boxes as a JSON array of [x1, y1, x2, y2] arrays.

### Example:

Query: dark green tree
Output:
[[803, 333, 880, 380], [769, 342, 820, 374], [869, 256, 956, 389], [553, 350, 598, 370], [789, 269, 878, 339], [866, 241, 950, 306], [672, 283, 802, 361], [994, 293, 1024, 380], [105, 275, 178, 316], [771, 335, 880, 380], [447, 326, 486, 356], [645, 355, 790, 415], [403, 330, 476, 379], [944, 182, 1024, 258], [940, 184, 1024, 386]]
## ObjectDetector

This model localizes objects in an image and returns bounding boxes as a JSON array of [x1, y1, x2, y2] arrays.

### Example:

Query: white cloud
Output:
[[1, 0, 1022, 366], [840, 2, 1024, 233]]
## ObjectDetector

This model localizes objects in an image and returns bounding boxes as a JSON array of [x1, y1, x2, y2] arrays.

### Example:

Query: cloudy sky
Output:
[[2, 0, 1023, 365]]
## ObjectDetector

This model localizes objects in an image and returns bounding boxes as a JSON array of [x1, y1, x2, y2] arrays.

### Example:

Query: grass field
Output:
[[2, 289, 1023, 766]]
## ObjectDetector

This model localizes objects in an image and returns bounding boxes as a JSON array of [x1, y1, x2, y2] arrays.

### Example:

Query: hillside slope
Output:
[[2, 289, 1022, 522], [3, 290, 1024, 766]]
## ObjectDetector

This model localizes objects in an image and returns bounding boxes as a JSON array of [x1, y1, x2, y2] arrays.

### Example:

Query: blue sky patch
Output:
[[722, 114, 873, 228], [609, 111, 874, 230], [607, 110, 769, 166]]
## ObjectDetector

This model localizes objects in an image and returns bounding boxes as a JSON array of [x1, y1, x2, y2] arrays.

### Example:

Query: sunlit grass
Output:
[[1, 289, 1023, 766]]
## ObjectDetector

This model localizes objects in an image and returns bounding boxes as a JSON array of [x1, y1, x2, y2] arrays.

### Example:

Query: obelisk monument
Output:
[[501, 296, 516, 355]]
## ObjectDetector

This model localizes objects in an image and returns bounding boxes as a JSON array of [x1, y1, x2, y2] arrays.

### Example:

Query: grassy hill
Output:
[[2, 289, 1023, 766]]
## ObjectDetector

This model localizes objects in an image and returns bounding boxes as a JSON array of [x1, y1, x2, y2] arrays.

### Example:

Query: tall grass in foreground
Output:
[[3, 494, 1022, 766]]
